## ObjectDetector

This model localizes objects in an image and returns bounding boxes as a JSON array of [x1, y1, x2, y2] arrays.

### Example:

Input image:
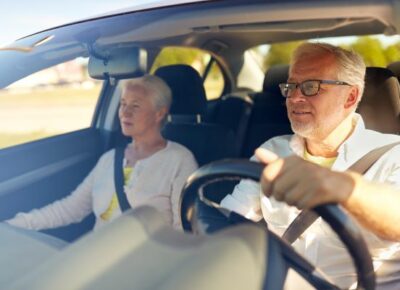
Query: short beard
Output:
[[290, 121, 315, 138]]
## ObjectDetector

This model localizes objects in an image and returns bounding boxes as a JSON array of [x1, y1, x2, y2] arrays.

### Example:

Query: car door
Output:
[[0, 55, 116, 242]]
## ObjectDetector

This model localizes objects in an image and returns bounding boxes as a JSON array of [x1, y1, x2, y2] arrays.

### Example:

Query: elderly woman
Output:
[[6, 75, 198, 230]]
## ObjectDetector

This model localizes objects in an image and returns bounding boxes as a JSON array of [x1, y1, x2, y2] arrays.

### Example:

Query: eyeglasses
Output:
[[279, 79, 351, 98]]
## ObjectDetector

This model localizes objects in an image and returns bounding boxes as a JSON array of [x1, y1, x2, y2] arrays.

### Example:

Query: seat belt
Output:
[[114, 145, 132, 211], [282, 141, 400, 244], [232, 97, 253, 156]]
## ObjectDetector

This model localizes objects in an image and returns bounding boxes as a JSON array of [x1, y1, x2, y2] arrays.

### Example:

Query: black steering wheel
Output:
[[180, 159, 375, 290]]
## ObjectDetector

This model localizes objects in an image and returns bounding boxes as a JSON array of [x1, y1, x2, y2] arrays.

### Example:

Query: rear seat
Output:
[[387, 61, 400, 81], [357, 67, 400, 134], [242, 65, 292, 158], [207, 93, 253, 156]]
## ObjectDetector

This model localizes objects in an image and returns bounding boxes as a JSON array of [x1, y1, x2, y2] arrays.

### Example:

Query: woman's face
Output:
[[119, 84, 166, 138]]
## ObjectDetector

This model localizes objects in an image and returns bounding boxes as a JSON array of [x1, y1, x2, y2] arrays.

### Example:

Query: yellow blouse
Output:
[[100, 167, 133, 221], [303, 149, 336, 169]]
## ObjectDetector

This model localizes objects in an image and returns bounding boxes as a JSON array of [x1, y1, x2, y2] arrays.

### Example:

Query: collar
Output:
[[288, 113, 398, 170]]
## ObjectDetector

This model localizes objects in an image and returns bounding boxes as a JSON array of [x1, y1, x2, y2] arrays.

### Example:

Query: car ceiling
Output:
[[0, 0, 398, 88], [101, 0, 397, 49]]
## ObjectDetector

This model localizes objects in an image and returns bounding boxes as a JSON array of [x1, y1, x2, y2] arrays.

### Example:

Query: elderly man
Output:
[[220, 42, 400, 289]]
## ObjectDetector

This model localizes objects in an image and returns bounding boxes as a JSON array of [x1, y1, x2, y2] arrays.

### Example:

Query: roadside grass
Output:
[[0, 85, 100, 105], [0, 84, 100, 148]]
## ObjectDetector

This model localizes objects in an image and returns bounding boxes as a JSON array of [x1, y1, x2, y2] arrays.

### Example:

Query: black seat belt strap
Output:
[[282, 141, 400, 244], [114, 146, 131, 211], [235, 98, 253, 156]]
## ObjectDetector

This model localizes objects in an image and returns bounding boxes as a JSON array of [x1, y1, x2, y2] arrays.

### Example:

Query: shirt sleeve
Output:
[[219, 153, 264, 221], [220, 136, 296, 223], [220, 179, 263, 221], [170, 151, 198, 230], [5, 155, 105, 231]]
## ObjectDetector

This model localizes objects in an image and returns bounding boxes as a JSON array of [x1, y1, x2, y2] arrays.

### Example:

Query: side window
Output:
[[0, 57, 102, 148], [151, 47, 225, 100]]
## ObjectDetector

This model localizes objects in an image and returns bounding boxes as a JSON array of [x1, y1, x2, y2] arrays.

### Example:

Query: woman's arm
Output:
[[4, 153, 107, 230], [170, 152, 198, 230]]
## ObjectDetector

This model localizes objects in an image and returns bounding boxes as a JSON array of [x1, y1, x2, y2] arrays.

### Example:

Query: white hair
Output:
[[291, 42, 366, 100], [120, 74, 172, 110]]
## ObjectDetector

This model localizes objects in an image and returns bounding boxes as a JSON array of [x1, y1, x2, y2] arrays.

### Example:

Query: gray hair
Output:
[[290, 42, 366, 101], [120, 74, 172, 111]]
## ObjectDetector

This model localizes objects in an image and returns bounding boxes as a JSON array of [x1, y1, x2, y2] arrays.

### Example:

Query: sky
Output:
[[0, 1, 157, 45]]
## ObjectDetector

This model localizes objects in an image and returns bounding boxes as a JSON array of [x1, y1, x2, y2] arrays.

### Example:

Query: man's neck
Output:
[[305, 114, 355, 158]]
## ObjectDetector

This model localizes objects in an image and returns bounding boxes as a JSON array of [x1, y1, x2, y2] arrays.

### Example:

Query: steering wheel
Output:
[[180, 159, 375, 290]]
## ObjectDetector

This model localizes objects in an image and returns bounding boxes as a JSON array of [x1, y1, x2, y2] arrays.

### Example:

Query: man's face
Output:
[[286, 53, 354, 141]]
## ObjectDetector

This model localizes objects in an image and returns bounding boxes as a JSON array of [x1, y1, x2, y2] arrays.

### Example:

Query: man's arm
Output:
[[256, 148, 400, 241]]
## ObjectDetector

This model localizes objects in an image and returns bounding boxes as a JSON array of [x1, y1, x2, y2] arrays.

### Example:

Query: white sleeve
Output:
[[220, 179, 263, 221], [170, 152, 198, 230], [219, 149, 266, 222], [5, 156, 104, 231]]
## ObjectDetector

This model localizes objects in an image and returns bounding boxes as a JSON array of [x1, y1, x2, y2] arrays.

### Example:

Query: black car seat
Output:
[[155, 64, 253, 157], [387, 61, 400, 80], [207, 92, 253, 156], [154, 64, 237, 165], [242, 64, 292, 158], [155, 64, 208, 121], [357, 67, 400, 134]]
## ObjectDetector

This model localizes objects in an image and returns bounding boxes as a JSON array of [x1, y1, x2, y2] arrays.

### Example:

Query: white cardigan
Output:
[[7, 141, 198, 230]]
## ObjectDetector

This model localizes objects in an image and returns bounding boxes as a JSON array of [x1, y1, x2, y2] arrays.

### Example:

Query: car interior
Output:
[[0, 0, 400, 289]]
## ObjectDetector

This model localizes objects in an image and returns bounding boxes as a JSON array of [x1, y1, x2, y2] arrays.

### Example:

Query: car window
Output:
[[248, 35, 400, 74], [151, 47, 225, 100], [0, 57, 102, 148]]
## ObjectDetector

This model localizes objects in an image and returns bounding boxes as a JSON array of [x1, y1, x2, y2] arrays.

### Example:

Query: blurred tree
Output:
[[150, 47, 207, 73], [384, 44, 400, 65], [261, 37, 400, 70], [264, 41, 303, 69], [349, 37, 386, 67]]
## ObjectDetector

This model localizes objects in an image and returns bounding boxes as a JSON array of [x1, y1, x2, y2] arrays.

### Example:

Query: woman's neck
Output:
[[133, 136, 166, 155], [125, 133, 166, 166]]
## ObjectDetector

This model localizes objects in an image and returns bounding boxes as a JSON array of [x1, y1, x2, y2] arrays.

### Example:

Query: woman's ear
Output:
[[156, 106, 168, 123], [344, 86, 360, 109]]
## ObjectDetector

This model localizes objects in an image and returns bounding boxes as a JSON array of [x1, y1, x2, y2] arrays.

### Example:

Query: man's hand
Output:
[[255, 148, 357, 209]]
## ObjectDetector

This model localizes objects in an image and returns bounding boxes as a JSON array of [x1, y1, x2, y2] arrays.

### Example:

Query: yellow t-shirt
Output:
[[100, 167, 133, 221], [303, 149, 337, 169]]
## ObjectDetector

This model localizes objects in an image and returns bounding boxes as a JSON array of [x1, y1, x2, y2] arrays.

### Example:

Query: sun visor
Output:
[[89, 47, 147, 80]]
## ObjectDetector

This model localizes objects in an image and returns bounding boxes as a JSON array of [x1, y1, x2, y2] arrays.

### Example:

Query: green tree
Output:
[[349, 37, 386, 67], [150, 47, 206, 73], [264, 41, 303, 69], [384, 44, 400, 65]]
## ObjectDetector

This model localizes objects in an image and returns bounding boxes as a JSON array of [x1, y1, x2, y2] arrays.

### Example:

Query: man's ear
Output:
[[344, 86, 359, 109]]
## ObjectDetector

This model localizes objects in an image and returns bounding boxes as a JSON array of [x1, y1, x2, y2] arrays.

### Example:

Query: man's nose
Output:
[[287, 86, 307, 103]]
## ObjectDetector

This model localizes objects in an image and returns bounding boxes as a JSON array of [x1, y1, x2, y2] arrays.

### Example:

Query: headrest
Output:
[[358, 67, 400, 134], [155, 64, 207, 115], [262, 64, 289, 96], [89, 47, 147, 80], [387, 61, 400, 79]]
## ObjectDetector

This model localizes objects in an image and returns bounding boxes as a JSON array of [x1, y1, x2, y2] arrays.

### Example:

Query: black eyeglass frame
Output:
[[279, 79, 351, 98]]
